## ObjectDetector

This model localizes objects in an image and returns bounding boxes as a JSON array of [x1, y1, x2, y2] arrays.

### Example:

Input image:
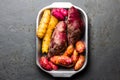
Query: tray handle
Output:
[[48, 2, 73, 8], [50, 71, 76, 77]]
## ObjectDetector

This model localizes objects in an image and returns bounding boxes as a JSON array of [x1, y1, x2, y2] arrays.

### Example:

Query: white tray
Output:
[[36, 2, 88, 77]]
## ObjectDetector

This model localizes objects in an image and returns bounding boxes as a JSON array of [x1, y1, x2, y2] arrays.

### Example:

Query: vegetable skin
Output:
[[49, 21, 67, 56], [39, 56, 52, 71], [50, 56, 73, 67], [37, 9, 51, 38], [48, 61, 58, 70], [74, 55, 85, 70], [67, 6, 84, 45], [63, 45, 74, 56], [42, 15, 58, 53], [71, 50, 79, 64], [76, 41, 85, 53], [51, 8, 68, 20]]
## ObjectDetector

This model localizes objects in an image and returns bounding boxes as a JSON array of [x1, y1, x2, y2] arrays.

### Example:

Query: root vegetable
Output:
[[74, 55, 85, 70], [42, 15, 58, 53], [71, 50, 79, 64], [67, 6, 84, 45], [52, 11, 64, 20], [50, 56, 73, 67], [63, 45, 74, 56], [39, 56, 58, 70], [76, 41, 85, 53], [49, 21, 67, 56], [59, 8, 68, 16], [37, 9, 51, 38], [39, 56, 52, 70], [48, 61, 58, 70], [51, 8, 68, 20]]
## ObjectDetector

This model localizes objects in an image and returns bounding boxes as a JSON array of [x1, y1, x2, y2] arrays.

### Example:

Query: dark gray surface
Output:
[[0, 0, 120, 80]]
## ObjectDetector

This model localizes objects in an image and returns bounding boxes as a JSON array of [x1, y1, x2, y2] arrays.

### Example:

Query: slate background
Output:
[[0, 0, 120, 80]]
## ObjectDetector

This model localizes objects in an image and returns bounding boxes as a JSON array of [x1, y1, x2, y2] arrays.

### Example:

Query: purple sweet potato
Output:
[[49, 21, 67, 56], [67, 6, 84, 45]]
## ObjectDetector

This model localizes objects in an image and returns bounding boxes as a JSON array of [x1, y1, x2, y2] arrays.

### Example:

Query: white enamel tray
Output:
[[36, 2, 88, 77]]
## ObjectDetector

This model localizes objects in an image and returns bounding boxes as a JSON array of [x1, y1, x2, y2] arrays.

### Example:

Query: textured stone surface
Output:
[[0, 0, 120, 80]]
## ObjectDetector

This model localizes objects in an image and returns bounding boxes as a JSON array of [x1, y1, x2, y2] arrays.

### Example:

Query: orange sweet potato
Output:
[[71, 50, 79, 64], [74, 55, 85, 70], [63, 44, 74, 56], [76, 41, 85, 53], [50, 56, 73, 67]]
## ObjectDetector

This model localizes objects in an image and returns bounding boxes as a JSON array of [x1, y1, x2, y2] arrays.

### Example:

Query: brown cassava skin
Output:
[[67, 6, 84, 45], [49, 21, 67, 56]]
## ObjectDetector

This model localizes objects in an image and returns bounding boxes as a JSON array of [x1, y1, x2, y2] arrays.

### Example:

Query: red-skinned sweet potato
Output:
[[39, 56, 52, 70], [67, 6, 84, 45], [49, 21, 67, 56], [59, 8, 68, 16], [51, 8, 68, 20], [39, 56, 58, 70], [48, 61, 58, 70]]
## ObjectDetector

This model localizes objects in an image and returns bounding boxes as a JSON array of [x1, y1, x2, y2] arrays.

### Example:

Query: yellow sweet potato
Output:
[[36, 9, 51, 38], [42, 15, 58, 53]]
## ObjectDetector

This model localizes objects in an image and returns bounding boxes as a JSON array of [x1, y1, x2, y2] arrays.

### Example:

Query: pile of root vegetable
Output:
[[36, 6, 85, 71]]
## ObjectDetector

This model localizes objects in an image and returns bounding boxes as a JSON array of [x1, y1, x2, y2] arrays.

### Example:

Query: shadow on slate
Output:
[[36, 65, 53, 79]]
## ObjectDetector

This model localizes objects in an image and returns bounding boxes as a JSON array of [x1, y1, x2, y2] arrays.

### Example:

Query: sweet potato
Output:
[[74, 55, 85, 70], [39, 56, 58, 70], [67, 6, 84, 45], [39, 56, 52, 70], [51, 8, 68, 20], [76, 41, 85, 53], [42, 15, 58, 53], [71, 50, 79, 64], [48, 61, 58, 70], [49, 21, 67, 56], [37, 9, 50, 38], [63, 44, 74, 56], [59, 8, 68, 16], [50, 56, 73, 67]]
